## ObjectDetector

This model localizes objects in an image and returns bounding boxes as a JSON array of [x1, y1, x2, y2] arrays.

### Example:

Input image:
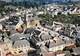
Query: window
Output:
[[19, 50, 23, 53]]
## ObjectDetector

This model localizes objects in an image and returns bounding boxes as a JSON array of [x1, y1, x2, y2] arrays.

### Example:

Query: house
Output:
[[0, 42, 12, 56], [49, 37, 65, 52], [48, 35, 75, 52], [52, 21, 64, 31], [40, 33, 52, 41], [26, 19, 41, 28], [10, 33, 31, 43], [12, 40, 35, 56], [39, 45, 56, 56], [13, 40, 30, 49], [36, 11, 44, 15], [59, 35, 76, 47]]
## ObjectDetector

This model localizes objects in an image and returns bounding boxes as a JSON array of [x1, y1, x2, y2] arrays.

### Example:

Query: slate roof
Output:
[[41, 33, 52, 41], [24, 28, 41, 35], [13, 40, 30, 48], [49, 37, 65, 48], [10, 33, 30, 41]]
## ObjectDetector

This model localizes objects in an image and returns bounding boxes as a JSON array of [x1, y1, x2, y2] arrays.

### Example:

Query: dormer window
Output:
[[53, 40, 56, 43], [19, 50, 23, 53]]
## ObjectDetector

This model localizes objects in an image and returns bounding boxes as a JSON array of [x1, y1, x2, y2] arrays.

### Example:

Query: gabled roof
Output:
[[49, 37, 65, 48], [13, 40, 30, 48], [10, 33, 30, 41], [41, 33, 51, 41]]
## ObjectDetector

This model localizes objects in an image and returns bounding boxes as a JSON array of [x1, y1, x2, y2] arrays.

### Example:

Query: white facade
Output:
[[49, 44, 65, 52]]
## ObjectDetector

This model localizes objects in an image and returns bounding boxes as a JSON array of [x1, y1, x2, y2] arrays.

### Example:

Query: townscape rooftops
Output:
[[0, 4, 79, 56]]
